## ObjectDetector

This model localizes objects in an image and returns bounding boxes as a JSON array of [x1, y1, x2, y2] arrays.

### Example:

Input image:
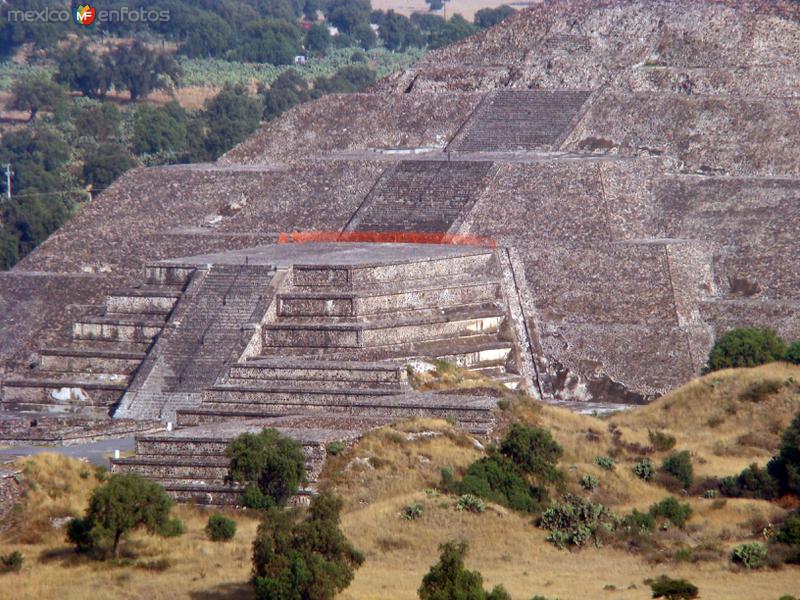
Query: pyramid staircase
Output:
[[111, 247, 517, 504]]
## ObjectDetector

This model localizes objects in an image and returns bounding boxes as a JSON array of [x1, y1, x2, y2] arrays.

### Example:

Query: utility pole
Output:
[[3, 163, 12, 201]]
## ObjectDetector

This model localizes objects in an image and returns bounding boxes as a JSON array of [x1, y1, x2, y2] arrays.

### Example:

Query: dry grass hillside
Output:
[[1, 364, 799, 599]]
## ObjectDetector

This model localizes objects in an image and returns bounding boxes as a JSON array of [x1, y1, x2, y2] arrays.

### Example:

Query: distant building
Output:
[[294, 55, 307, 65], [327, 25, 339, 36]]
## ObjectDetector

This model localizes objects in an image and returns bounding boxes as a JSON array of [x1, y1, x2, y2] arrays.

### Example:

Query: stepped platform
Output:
[[229, 358, 407, 387], [0, 412, 161, 446]]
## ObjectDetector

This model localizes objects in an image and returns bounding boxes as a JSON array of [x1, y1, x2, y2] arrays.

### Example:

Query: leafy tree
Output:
[[315, 65, 376, 94], [660, 451, 693, 489], [252, 492, 363, 600], [411, 13, 446, 33], [499, 423, 563, 484], [646, 575, 699, 600], [132, 102, 189, 156], [425, 0, 445, 11], [428, 15, 478, 49], [0, 0, 63, 59], [706, 327, 787, 372], [262, 69, 314, 121], [418, 541, 510, 600], [0, 227, 19, 271], [206, 513, 236, 541], [108, 40, 181, 103], [181, 13, 232, 58], [648, 497, 692, 529], [303, 0, 321, 20], [785, 341, 800, 365], [54, 43, 112, 100], [234, 18, 303, 64], [379, 10, 424, 51], [720, 463, 779, 499], [305, 23, 332, 54], [83, 143, 136, 190], [226, 427, 306, 509], [74, 103, 122, 141], [458, 455, 546, 513], [352, 22, 378, 50], [474, 6, 516, 29], [768, 411, 800, 496], [199, 84, 263, 160], [66, 473, 174, 557], [776, 510, 800, 547], [326, 0, 371, 34], [10, 74, 65, 121]]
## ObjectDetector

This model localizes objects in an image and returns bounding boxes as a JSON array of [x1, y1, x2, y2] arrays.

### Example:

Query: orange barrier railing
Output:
[[277, 231, 496, 248]]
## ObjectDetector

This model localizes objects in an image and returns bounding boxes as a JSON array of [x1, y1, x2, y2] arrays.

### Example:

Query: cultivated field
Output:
[[373, 0, 541, 20]]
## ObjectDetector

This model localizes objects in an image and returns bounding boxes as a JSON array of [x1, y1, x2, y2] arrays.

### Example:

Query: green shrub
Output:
[[456, 494, 486, 514], [580, 474, 599, 491], [778, 596, 798, 600], [648, 430, 676, 452], [776, 511, 800, 547], [767, 410, 800, 497], [440, 467, 456, 493], [540, 494, 616, 548], [252, 492, 363, 600], [66, 473, 174, 558], [161, 517, 185, 537], [205, 513, 236, 542], [458, 455, 546, 514], [594, 456, 615, 471], [646, 575, 699, 599], [786, 341, 800, 365], [731, 542, 767, 569], [706, 327, 787, 372], [499, 423, 563, 484], [621, 509, 656, 533], [226, 428, 307, 509], [660, 451, 693, 489], [741, 378, 786, 402], [402, 503, 423, 520], [326, 441, 346, 456], [0, 551, 23, 574], [418, 541, 510, 600], [649, 497, 692, 529], [633, 458, 656, 481], [720, 463, 779, 499]]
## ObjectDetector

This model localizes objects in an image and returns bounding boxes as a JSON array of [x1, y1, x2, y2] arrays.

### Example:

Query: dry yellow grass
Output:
[[1, 364, 799, 599]]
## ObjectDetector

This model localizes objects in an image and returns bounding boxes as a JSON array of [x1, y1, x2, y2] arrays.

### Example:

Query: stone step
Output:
[[144, 263, 196, 288], [2, 378, 127, 405], [106, 286, 182, 315], [229, 358, 407, 390], [290, 251, 497, 290], [110, 455, 231, 484], [158, 483, 315, 507], [73, 315, 165, 343], [263, 308, 505, 348], [39, 348, 145, 375], [202, 384, 402, 406], [277, 276, 501, 318]]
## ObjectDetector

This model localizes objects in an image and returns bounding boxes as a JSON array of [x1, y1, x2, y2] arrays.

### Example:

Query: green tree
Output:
[[352, 22, 378, 50], [428, 14, 478, 49], [83, 143, 136, 191], [226, 427, 306, 509], [305, 23, 332, 54], [706, 327, 787, 372], [74, 103, 122, 141], [205, 513, 237, 541], [418, 541, 510, 600], [0, 0, 63, 59], [252, 492, 363, 600], [54, 42, 112, 99], [199, 84, 263, 160], [647, 575, 699, 600], [0, 227, 19, 270], [132, 102, 188, 156], [379, 10, 424, 51], [785, 341, 800, 365], [326, 0, 371, 34], [234, 18, 303, 64], [66, 473, 174, 557], [108, 40, 181, 103], [10, 74, 65, 121], [181, 13, 232, 58], [768, 411, 800, 496], [474, 6, 516, 29], [499, 422, 563, 484], [262, 69, 314, 121], [425, 0, 444, 11], [314, 65, 376, 94]]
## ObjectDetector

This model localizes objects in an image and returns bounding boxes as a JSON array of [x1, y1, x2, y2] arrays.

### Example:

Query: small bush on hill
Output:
[[633, 458, 656, 481], [160, 517, 185, 537], [731, 542, 767, 569], [580, 474, 599, 490], [777, 511, 800, 547], [499, 423, 563, 484], [66, 473, 174, 558], [402, 503, 423, 520], [785, 341, 800, 365], [226, 428, 307, 510], [540, 494, 616, 548], [649, 497, 692, 529], [594, 456, 615, 471], [646, 575, 699, 600], [418, 541, 510, 600], [706, 327, 787, 372], [660, 451, 693, 489], [720, 464, 779, 500], [252, 492, 363, 600], [456, 494, 486, 513], [621, 509, 656, 533], [0, 551, 23, 574], [326, 441, 345, 456], [205, 514, 236, 542], [767, 410, 800, 497], [648, 430, 676, 452]]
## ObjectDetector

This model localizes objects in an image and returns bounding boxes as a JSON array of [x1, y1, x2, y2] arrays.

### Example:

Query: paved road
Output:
[[0, 437, 135, 466]]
